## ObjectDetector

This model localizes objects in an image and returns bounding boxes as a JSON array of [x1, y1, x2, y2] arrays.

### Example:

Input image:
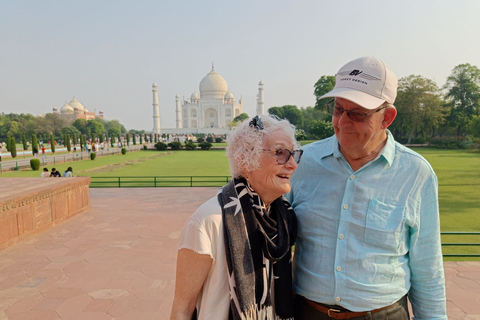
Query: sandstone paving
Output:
[[0, 187, 478, 319]]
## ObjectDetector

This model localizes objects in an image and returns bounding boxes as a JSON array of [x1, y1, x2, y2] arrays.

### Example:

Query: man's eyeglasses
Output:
[[263, 148, 303, 165], [325, 99, 387, 123]]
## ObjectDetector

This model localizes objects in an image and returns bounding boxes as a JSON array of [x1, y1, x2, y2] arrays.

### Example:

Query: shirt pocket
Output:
[[364, 199, 405, 252]]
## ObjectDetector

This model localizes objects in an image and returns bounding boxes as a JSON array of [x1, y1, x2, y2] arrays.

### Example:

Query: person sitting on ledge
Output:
[[63, 167, 73, 177], [41, 168, 50, 177], [50, 168, 61, 177]]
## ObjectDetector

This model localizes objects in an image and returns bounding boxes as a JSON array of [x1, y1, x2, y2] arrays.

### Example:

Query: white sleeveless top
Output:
[[178, 196, 230, 319]]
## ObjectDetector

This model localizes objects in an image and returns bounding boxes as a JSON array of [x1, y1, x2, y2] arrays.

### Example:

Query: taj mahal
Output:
[[152, 66, 265, 135]]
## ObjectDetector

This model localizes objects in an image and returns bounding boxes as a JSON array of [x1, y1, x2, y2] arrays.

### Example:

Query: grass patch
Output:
[[2, 146, 479, 259]]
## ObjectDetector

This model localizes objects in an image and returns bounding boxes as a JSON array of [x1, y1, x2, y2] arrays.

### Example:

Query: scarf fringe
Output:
[[239, 304, 293, 320]]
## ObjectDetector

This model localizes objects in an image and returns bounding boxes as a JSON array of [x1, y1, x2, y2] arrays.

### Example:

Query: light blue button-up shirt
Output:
[[287, 131, 447, 319]]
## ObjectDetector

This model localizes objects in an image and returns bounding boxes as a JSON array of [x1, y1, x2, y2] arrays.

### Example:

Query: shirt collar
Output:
[[327, 129, 396, 167]]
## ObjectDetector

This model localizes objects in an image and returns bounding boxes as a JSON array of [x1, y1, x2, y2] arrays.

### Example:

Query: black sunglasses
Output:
[[263, 148, 303, 165], [325, 99, 387, 122]]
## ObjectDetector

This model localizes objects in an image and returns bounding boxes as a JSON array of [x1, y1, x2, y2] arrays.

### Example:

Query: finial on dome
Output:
[[212, 62, 214, 71]]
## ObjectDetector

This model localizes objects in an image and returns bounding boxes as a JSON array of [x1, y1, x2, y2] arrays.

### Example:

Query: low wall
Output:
[[0, 177, 91, 251]]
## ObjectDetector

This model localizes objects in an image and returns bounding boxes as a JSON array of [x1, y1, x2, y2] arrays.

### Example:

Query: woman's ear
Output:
[[382, 107, 397, 130]]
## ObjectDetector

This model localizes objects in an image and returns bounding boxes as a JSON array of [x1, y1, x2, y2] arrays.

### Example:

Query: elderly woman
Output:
[[170, 115, 302, 320]]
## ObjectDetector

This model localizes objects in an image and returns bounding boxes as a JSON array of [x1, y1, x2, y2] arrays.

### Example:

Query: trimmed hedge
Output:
[[90, 152, 97, 160], [199, 142, 212, 150], [429, 137, 474, 149], [154, 142, 167, 151], [30, 159, 41, 171], [168, 141, 182, 150], [121, 147, 127, 154]]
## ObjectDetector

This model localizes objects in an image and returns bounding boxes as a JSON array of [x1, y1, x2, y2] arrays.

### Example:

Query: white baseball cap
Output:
[[319, 56, 398, 110]]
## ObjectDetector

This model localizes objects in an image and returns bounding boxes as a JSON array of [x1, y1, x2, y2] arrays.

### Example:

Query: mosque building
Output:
[[155, 66, 264, 135], [51, 96, 104, 121]]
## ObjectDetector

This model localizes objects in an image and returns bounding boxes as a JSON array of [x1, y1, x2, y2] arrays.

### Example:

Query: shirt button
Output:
[[343, 204, 348, 210], [336, 266, 341, 272], [335, 297, 341, 302], [350, 175, 355, 180], [339, 234, 344, 240]]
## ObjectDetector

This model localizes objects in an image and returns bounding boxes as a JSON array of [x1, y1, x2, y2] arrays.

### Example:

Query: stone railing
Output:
[[0, 177, 91, 251]]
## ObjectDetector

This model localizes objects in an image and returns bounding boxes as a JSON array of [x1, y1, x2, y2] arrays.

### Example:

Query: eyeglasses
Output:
[[325, 99, 387, 122], [263, 148, 303, 165]]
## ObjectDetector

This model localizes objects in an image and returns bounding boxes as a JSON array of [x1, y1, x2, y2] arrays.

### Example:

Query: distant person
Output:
[[33, 146, 39, 158], [41, 168, 50, 177], [170, 115, 302, 320], [62, 167, 73, 177], [288, 56, 446, 319], [50, 168, 61, 177], [41, 145, 46, 159]]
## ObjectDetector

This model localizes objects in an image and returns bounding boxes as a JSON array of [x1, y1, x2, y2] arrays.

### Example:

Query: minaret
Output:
[[152, 82, 161, 134], [256, 81, 265, 115], [175, 94, 182, 128]]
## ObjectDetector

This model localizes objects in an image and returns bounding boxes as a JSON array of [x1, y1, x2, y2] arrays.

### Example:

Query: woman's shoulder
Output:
[[189, 196, 222, 226]]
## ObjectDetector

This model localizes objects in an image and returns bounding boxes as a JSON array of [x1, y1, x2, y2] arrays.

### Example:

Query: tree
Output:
[[268, 105, 304, 127], [61, 125, 81, 137], [444, 63, 480, 136], [31, 134, 38, 156], [66, 134, 71, 152], [391, 75, 446, 143], [233, 113, 249, 123], [10, 137, 17, 158], [50, 134, 55, 153], [132, 134, 136, 145], [314, 75, 336, 109], [22, 134, 27, 150]]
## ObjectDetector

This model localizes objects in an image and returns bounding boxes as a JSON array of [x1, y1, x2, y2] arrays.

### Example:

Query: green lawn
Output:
[[1, 146, 479, 259]]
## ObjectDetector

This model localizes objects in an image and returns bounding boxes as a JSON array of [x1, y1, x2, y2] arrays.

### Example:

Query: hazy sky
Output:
[[1, 0, 479, 131]]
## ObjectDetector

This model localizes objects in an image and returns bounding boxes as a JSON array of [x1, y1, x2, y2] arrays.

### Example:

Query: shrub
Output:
[[31, 134, 38, 156], [22, 134, 27, 150], [197, 138, 204, 143], [143, 145, 147, 150], [121, 147, 127, 154], [215, 137, 223, 143], [30, 159, 41, 171], [198, 142, 212, 150], [206, 137, 214, 143], [90, 152, 97, 160], [184, 141, 196, 150], [154, 142, 167, 151], [10, 137, 17, 158], [168, 141, 183, 150], [429, 137, 474, 149], [50, 134, 55, 153]]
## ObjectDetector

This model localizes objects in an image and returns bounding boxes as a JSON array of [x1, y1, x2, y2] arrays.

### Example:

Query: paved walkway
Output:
[[0, 188, 479, 320]]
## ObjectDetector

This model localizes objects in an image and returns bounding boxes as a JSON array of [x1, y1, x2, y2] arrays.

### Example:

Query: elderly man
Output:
[[288, 57, 446, 320]]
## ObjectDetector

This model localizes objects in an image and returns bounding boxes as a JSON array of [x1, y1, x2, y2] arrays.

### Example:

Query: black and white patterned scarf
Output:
[[218, 177, 297, 320]]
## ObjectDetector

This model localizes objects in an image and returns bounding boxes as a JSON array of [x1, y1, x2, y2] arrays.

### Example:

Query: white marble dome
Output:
[[68, 97, 87, 112], [199, 68, 228, 99], [224, 91, 234, 100], [61, 102, 74, 114], [191, 91, 200, 101]]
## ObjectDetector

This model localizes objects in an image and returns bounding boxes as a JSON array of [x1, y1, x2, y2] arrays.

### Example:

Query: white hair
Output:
[[226, 114, 300, 178]]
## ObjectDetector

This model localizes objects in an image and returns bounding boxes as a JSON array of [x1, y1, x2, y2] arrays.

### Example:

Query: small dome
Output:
[[175, 94, 180, 98], [37, 114, 45, 118], [191, 91, 200, 100], [61, 102, 74, 114], [224, 91, 234, 100], [68, 97, 85, 112], [152, 82, 157, 87], [52, 107, 58, 111], [199, 67, 228, 99], [259, 80, 264, 86]]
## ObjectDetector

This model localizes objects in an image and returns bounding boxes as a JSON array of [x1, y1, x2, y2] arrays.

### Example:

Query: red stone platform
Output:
[[0, 187, 478, 320]]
